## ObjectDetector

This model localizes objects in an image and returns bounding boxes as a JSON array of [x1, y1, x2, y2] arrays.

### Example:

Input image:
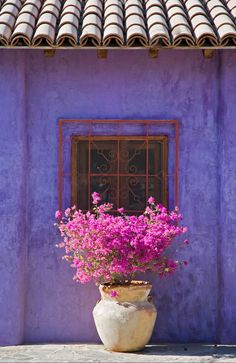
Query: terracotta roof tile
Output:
[[146, 0, 170, 46], [80, 0, 102, 45], [57, 1, 81, 45], [205, 0, 236, 45], [227, 0, 236, 18], [39, 0, 61, 44], [0, 0, 236, 48], [184, 0, 218, 46], [103, 0, 124, 46]]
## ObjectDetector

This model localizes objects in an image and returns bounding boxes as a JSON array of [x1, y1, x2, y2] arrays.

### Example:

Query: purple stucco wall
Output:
[[0, 49, 235, 345], [0, 51, 27, 345]]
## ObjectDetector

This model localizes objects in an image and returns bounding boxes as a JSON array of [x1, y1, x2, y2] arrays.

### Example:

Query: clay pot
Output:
[[93, 281, 157, 352]]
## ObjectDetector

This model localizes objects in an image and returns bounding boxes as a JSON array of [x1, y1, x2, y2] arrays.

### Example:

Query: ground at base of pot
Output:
[[0, 343, 236, 362]]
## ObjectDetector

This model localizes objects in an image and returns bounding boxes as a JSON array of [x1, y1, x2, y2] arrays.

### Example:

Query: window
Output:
[[71, 136, 168, 212], [58, 119, 178, 212]]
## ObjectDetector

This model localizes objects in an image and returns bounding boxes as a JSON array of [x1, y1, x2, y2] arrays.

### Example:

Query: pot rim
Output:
[[100, 280, 152, 289]]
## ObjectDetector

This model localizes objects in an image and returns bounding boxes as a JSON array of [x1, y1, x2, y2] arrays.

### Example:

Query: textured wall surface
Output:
[[0, 49, 235, 345], [0, 51, 27, 345], [219, 51, 236, 343]]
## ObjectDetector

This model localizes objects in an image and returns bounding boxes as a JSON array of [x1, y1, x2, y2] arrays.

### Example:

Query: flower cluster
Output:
[[55, 193, 188, 284]]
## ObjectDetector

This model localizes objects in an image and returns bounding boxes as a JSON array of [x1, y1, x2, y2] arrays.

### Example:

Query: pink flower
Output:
[[117, 208, 125, 214], [148, 196, 155, 204], [92, 192, 102, 205], [109, 290, 118, 297], [98, 203, 113, 214], [56, 242, 65, 248], [55, 210, 62, 219], [55, 194, 189, 285], [65, 208, 71, 217]]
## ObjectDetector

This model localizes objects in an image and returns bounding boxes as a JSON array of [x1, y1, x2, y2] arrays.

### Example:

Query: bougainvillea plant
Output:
[[55, 193, 188, 285]]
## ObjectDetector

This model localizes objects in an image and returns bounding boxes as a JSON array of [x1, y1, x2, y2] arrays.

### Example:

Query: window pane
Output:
[[148, 176, 167, 206], [77, 174, 88, 209], [120, 176, 146, 211], [90, 140, 117, 174], [148, 140, 163, 175], [120, 140, 146, 174], [91, 176, 117, 208]]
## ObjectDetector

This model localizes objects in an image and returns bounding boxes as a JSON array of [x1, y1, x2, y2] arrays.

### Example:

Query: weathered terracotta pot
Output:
[[93, 281, 157, 352]]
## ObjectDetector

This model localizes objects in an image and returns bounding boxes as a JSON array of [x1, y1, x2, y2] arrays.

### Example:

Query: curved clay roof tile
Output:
[[103, 25, 124, 46], [0, 0, 235, 48], [105, 5, 123, 21], [11, 23, 34, 45], [33, 23, 56, 46], [57, 23, 78, 46], [0, 23, 12, 45]]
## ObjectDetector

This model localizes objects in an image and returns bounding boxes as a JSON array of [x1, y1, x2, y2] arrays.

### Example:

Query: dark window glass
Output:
[[72, 136, 168, 212]]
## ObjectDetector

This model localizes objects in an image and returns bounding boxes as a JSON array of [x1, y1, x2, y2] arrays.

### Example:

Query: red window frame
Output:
[[58, 119, 179, 211]]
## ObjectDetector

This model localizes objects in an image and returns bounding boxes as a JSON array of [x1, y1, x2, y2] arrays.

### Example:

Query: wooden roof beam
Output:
[[202, 49, 215, 59], [44, 49, 56, 57], [149, 48, 159, 59], [97, 49, 107, 59]]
